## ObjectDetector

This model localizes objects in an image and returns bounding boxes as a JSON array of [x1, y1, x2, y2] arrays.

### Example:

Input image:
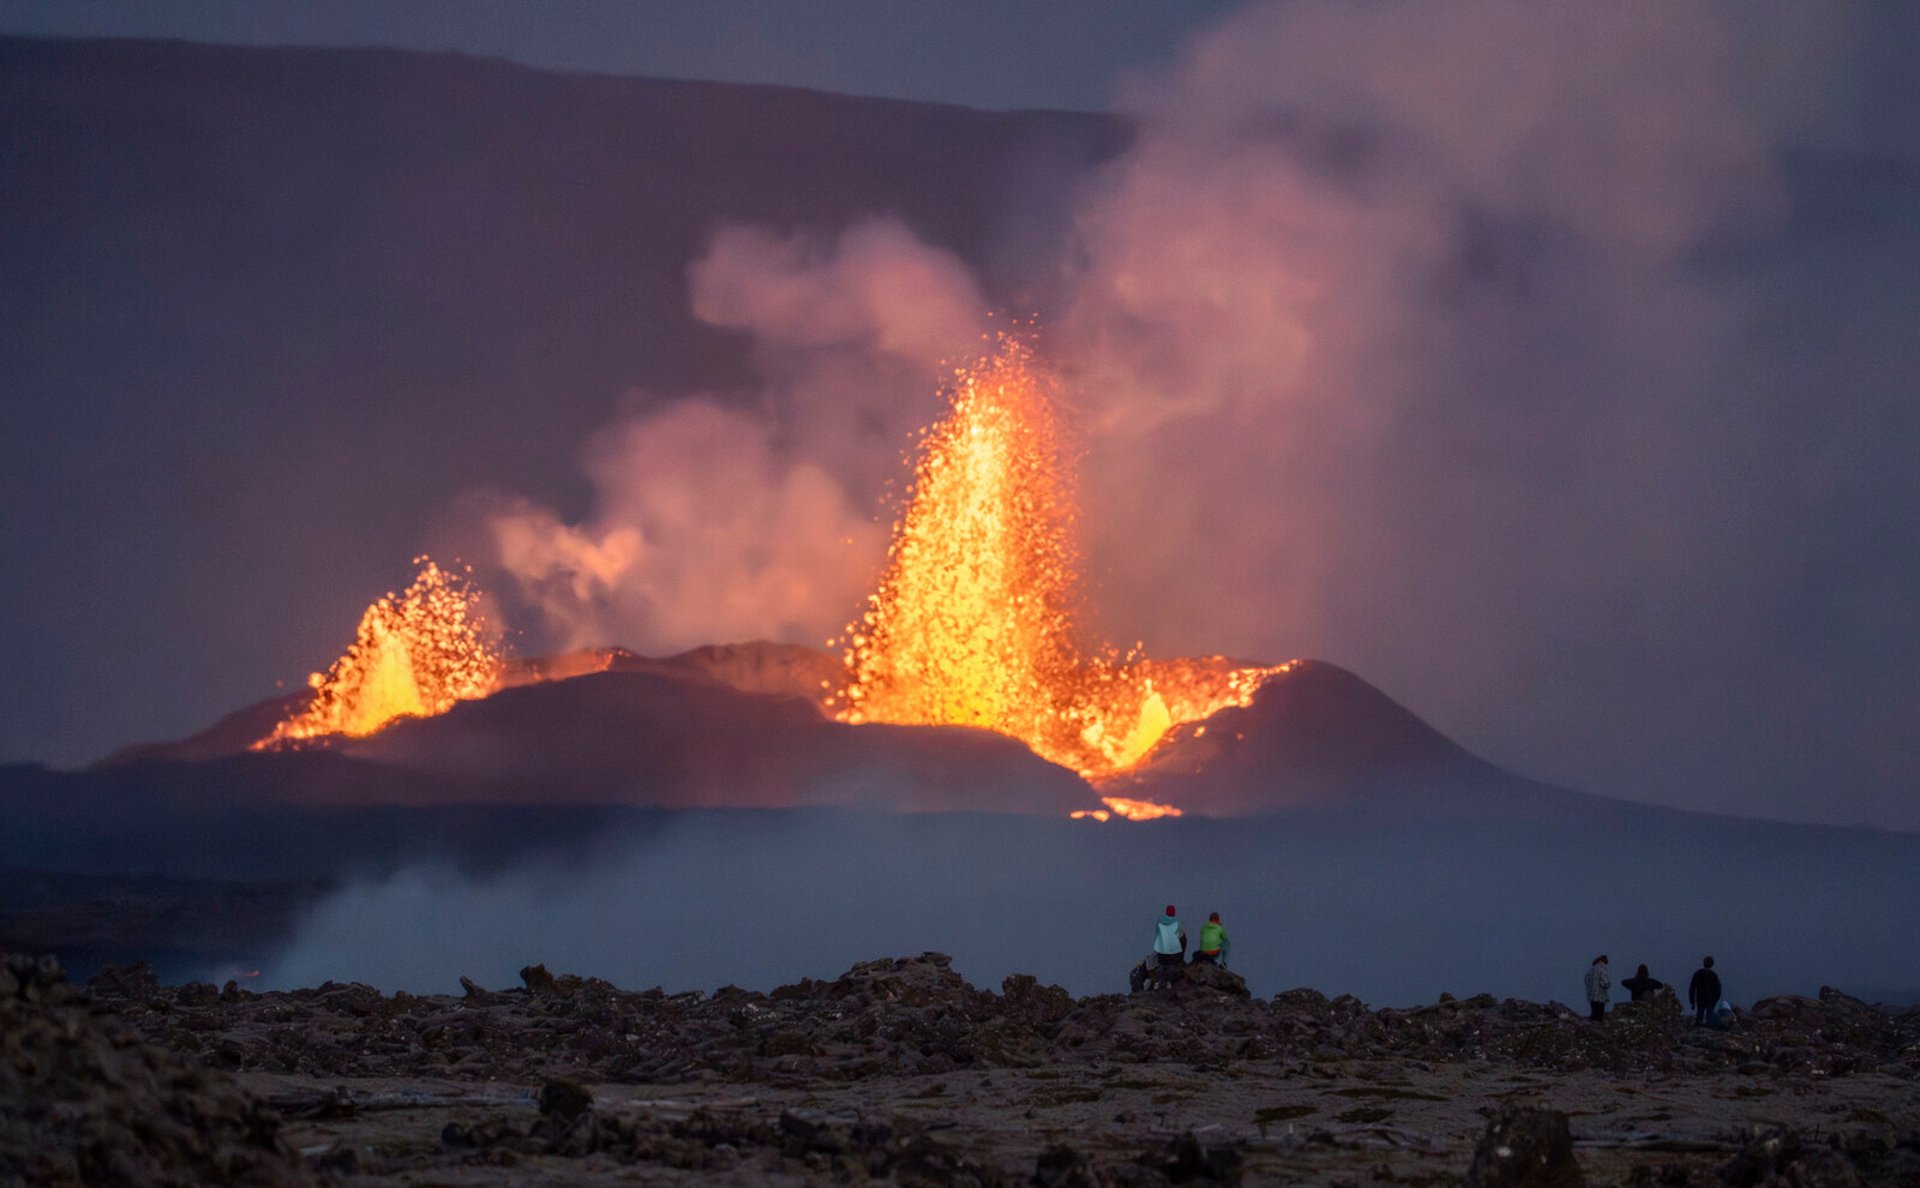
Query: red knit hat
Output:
[[1164, 904, 1176, 916], [1209, 912, 1220, 923]]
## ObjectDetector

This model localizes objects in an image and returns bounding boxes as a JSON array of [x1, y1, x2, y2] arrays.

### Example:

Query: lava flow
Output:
[[838, 337, 1280, 788], [256, 559, 503, 747]]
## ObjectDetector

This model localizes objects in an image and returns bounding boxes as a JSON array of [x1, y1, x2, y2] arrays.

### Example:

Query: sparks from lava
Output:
[[837, 336, 1280, 782], [256, 559, 503, 746]]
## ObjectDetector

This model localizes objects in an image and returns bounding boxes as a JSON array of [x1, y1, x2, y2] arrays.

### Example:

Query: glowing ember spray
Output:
[[258, 559, 502, 745], [841, 337, 1281, 781], [840, 337, 1082, 753]]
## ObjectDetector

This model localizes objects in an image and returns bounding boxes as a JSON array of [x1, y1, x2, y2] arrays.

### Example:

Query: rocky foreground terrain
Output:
[[4, 951, 1918, 1185]]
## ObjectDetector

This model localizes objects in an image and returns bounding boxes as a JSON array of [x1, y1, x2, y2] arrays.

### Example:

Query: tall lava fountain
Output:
[[840, 338, 1278, 783]]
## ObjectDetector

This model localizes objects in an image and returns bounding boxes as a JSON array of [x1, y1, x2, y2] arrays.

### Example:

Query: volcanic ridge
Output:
[[92, 640, 1511, 820]]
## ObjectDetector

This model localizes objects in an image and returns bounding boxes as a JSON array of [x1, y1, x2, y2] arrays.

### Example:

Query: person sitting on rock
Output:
[[1152, 905, 1187, 985], [1191, 912, 1230, 968], [1688, 956, 1722, 1027], [1584, 955, 1611, 1021], [1621, 963, 1665, 1002], [1128, 956, 1153, 994]]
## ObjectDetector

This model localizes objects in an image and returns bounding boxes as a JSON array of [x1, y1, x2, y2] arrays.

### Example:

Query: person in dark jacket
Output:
[[1688, 957, 1722, 1027], [1621, 963, 1665, 1002]]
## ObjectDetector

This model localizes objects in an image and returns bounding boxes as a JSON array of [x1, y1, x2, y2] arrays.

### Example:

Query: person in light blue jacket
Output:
[[1151, 904, 1187, 987]]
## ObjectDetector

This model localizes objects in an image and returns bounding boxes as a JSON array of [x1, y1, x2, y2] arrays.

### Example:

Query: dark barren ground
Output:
[[6, 951, 1919, 1186]]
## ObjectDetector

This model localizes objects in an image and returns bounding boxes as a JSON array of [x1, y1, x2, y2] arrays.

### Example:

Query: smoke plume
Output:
[[486, 220, 986, 653], [480, 1, 1918, 827], [1047, 0, 1914, 827]]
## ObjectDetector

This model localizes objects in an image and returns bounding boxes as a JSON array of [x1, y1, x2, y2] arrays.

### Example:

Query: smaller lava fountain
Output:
[[837, 337, 1281, 794], [256, 559, 503, 747]]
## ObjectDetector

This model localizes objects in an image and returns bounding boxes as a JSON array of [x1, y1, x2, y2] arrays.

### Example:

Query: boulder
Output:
[[1716, 1128, 1863, 1187], [1176, 961, 1252, 1001], [0, 950, 311, 1186], [1002, 973, 1074, 1024], [537, 1078, 594, 1123], [1465, 1105, 1584, 1188], [1138, 1131, 1243, 1184], [520, 964, 558, 995], [87, 960, 160, 1000]]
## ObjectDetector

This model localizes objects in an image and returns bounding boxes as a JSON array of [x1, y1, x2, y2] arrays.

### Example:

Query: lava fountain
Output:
[[256, 559, 503, 746], [839, 337, 1280, 790]]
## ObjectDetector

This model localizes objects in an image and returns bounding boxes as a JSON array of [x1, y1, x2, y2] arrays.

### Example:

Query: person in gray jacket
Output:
[[1584, 955, 1612, 1021]]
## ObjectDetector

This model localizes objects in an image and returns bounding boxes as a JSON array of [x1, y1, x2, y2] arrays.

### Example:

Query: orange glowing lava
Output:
[[1073, 796, 1185, 823], [839, 337, 1278, 781], [257, 559, 503, 746]]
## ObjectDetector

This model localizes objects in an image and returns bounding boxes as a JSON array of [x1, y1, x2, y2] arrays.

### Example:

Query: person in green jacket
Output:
[[1191, 911, 1230, 967]]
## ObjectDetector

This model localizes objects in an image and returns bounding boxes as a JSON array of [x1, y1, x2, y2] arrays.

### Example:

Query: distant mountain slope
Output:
[[342, 668, 1092, 814], [89, 639, 1615, 823], [97, 640, 842, 765], [98, 690, 311, 766], [1117, 660, 1574, 817], [0, 35, 1128, 767]]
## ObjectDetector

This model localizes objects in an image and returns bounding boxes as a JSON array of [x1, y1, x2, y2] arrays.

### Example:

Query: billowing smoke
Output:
[[1050, 0, 1913, 829], [479, 1, 1917, 828], [1056, 0, 1823, 804], [485, 400, 884, 653], [485, 220, 986, 653]]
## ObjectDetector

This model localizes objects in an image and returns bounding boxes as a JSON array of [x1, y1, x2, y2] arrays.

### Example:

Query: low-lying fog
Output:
[[260, 809, 1920, 1009]]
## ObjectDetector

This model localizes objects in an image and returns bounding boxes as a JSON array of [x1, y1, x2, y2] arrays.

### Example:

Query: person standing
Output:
[[1585, 955, 1612, 1021], [1152, 905, 1187, 984], [1688, 956, 1722, 1027]]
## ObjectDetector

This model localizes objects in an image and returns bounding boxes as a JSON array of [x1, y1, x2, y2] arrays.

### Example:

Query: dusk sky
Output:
[[2, 2, 1917, 831]]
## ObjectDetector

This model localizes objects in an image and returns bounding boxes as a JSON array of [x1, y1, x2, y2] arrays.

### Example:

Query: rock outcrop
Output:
[[75, 953, 1920, 1087], [0, 953, 309, 1186], [10, 951, 1919, 1184]]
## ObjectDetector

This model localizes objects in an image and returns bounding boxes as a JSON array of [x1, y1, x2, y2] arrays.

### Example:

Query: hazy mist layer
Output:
[[262, 810, 1920, 1008]]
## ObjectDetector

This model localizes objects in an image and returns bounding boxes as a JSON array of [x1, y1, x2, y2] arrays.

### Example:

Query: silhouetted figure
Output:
[[1152, 904, 1186, 988], [1191, 911, 1230, 967], [1585, 955, 1611, 1021], [1688, 956, 1722, 1027], [1621, 963, 1665, 1002]]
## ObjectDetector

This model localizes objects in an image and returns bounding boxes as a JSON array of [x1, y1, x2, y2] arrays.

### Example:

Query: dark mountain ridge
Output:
[[1, 632, 1820, 869], [86, 640, 1576, 816]]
